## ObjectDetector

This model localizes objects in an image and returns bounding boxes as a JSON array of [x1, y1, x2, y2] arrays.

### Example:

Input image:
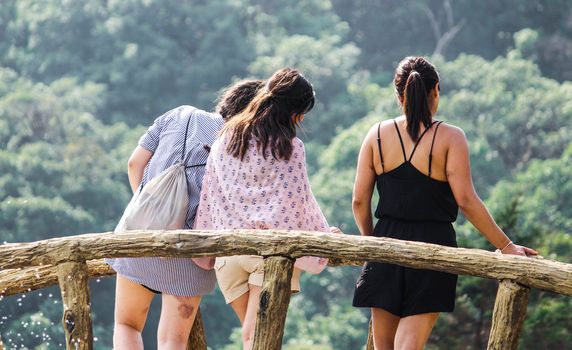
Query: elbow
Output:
[[352, 196, 367, 212], [456, 193, 478, 212], [127, 156, 144, 172], [127, 157, 138, 170]]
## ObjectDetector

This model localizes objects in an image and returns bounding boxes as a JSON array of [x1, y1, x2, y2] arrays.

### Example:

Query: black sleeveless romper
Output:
[[352, 120, 459, 317]]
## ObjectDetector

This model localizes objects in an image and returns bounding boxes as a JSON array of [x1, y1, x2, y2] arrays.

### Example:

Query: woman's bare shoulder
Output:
[[437, 122, 467, 145], [364, 118, 395, 140]]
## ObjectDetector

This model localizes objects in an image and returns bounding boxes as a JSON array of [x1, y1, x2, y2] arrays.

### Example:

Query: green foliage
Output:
[[0, 68, 134, 347], [245, 1, 363, 143], [2, 1, 572, 348], [521, 295, 572, 349], [332, 0, 572, 81], [2, 0, 254, 125], [283, 297, 368, 350], [479, 147, 572, 257]]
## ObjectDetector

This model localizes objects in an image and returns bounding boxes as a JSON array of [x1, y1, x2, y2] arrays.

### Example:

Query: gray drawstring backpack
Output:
[[115, 114, 203, 233]]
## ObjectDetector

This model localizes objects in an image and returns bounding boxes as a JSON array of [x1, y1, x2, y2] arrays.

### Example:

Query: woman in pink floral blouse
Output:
[[195, 67, 332, 349]]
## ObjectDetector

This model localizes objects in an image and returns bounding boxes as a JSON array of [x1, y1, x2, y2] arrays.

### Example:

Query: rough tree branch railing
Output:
[[1, 230, 571, 350]]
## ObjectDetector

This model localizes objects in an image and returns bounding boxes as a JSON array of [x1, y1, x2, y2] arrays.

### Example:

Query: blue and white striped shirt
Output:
[[139, 105, 223, 229], [107, 105, 222, 296]]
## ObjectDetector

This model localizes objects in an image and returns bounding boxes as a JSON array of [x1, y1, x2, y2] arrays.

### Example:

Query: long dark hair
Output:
[[223, 68, 315, 160], [394, 56, 439, 141]]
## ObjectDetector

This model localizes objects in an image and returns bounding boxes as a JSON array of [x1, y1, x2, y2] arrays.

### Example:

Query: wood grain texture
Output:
[[252, 256, 294, 350], [366, 318, 374, 350], [187, 308, 207, 350], [0, 257, 354, 298], [0, 260, 114, 297], [1, 230, 569, 296], [57, 262, 93, 350], [487, 280, 530, 350]]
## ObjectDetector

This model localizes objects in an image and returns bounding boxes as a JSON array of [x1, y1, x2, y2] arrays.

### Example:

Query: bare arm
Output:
[[127, 146, 153, 193], [352, 127, 377, 236], [446, 128, 537, 256]]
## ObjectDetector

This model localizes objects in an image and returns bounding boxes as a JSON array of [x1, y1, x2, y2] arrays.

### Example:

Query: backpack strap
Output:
[[181, 113, 194, 163], [181, 110, 211, 169]]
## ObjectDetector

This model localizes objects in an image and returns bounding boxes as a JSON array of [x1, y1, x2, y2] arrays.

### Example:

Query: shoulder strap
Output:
[[181, 113, 194, 163], [428, 121, 444, 176], [393, 119, 407, 161], [409, 121, 437, 161], [377, 123, 385, 172]]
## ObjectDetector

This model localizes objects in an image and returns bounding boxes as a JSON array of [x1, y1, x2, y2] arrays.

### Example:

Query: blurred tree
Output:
[[331, 0, 572, 81], [2, 0, 254, 125], [0, 71, 135, 347], [1, 1, 572, 348], [244, 0, 365, 144]]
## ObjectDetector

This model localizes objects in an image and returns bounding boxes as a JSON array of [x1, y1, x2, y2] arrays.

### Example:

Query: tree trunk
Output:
[[57, 261, 93, 350], [487, 280, 530, 350], [252, 256, 294, 350], [187, 308, 207, 350]]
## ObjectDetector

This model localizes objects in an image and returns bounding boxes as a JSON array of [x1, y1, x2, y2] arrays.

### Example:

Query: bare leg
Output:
[[230, 290, 250, 325], [235, 284, 261, 350], [394, 313, 439, 350], [157, 293, 201, 350], [113, 275, 155, 350], [371, 308, 400, 350]]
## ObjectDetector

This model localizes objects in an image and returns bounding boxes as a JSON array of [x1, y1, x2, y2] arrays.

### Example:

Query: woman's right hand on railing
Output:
[[329, 226, 343, 234], [500, 241, 538, 257]]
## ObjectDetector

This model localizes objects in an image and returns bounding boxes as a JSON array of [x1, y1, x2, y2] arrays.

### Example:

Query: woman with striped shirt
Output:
[[106, 80, 262, 349]]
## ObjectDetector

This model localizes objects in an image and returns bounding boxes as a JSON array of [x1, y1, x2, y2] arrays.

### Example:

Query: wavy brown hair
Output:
[[215, 79, 264, 120], [223, 68, 315, 160], [394, 56, 440, 141]]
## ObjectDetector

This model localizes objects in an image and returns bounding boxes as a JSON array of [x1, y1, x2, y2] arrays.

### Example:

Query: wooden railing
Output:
[[1, 229, 571, 350]]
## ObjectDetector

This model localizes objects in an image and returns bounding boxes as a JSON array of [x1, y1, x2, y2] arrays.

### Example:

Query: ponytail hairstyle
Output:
[[223, 67, 315, 161], [394, 56, 439, 141]]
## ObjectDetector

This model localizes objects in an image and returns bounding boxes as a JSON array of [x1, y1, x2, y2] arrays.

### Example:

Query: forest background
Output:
[[1, 1, 572, 349]]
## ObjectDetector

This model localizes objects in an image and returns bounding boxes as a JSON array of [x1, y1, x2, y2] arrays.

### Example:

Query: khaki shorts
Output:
[[215, 255, 301, 304]]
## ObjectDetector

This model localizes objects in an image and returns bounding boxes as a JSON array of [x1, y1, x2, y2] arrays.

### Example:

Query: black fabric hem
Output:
[[142, 284, 162, 294], [352, 302, 455, 318]]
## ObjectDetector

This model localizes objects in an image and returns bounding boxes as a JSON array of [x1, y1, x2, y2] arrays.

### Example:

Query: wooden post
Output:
[[365, 318, 374, 350], [252, 256, 295, 350], [487, 280, 530, 350], [187, 308, 207, 350], [57, 261, 93, 350], [0, 334, 4, 350]]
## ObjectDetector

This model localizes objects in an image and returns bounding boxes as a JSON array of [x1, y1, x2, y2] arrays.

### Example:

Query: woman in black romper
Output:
[[352, 56, 537, 350]]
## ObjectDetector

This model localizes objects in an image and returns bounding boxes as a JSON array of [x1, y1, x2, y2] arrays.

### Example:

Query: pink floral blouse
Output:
[[194, 134, 330, 272]]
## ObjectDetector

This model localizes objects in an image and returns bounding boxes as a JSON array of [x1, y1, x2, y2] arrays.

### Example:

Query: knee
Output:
[[157, 332, 188, 347], [241, 323, 255, 344], [115, 306, 149, 333], [395, 346, 419, 350], [157, 319, 190, 346], [395, 341, 423, 350]]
